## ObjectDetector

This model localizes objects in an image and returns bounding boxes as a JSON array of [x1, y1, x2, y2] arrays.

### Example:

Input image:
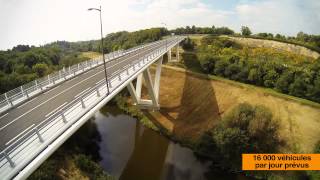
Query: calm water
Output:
[[91, 105, 252, 180]]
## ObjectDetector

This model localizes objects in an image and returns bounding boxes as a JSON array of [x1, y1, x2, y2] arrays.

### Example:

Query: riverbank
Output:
[[115, 65, 320, 179], [122, 65, 320, 152], [29, 117, 115, 180]]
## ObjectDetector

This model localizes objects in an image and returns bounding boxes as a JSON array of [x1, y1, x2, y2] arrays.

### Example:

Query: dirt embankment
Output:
[[228, 36, 320, 59], [143, 66, 320, 153]]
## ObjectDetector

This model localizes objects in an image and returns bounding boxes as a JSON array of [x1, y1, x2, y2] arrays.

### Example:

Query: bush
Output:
[[197, 103, 281, 170], [76, 154, 114, 180], [182, 37, 195, 50], [29, 159, 61, 180]]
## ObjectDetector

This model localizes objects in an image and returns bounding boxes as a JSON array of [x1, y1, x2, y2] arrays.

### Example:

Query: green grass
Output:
[[175, 36, 320, 109], [166, 61, 320, 109], [207, 74, 320, 108]]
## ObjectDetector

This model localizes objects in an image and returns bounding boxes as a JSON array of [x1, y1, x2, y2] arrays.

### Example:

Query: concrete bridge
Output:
[[0, 36, 185, 179]]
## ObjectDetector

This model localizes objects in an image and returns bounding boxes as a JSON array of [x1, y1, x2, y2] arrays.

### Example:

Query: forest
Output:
[[187, 36, 320, 103], [0, 28, 167, 93], [1, 24, 320, 100], [174, 25, 320, 53]]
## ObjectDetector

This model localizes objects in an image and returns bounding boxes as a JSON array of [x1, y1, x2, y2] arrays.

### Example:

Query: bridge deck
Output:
[[0, 36, 185, 179]]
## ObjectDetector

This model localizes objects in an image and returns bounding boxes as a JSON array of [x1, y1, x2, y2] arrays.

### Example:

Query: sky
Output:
[[0, 0, 319, 50]]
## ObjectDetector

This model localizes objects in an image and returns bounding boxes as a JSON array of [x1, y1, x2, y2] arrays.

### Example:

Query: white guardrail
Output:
[[0, 40, 165, 115], [0, 36, 185, 179]]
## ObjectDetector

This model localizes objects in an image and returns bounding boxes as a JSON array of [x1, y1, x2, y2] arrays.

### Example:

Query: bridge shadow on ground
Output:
[[144, 51, 221, 141]]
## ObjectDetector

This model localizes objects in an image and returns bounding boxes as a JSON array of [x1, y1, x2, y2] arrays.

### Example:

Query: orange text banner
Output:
[[242, 154, 320, 170]]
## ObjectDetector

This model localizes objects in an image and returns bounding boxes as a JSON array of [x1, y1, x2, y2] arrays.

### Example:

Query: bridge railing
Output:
[[0, 36, 185, 179], [0, 40, 165, 115]]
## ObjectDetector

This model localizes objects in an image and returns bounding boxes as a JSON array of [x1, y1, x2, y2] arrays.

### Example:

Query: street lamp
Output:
[[161, 22, 168, 49], [88, 6, 110, 95]]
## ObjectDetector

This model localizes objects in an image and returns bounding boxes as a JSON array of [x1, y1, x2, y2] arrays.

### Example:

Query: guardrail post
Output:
[[81, 98, 86, 108], [118, 74, 122, 81], [126, 68, 129, 75], [63, 71, 67, 80], [96, 87, 100, 97], [5, 93, 13, 107], [61, 112, 67, 123], [21, 86, 29, 98], [82, 63, 85, 72], [37, 80, 43, 91], [133, 64, 135, 71], [109, 80, 112, 88], [35, 80, 42, 91], [48, 75, 51, 85], [34, 127, 44, 143], [3, 151, 15, 168]]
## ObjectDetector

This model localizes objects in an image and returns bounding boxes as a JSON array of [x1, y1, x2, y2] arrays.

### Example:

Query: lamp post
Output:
[[88, 6, 110, 95], [161, 22, 168, 49]]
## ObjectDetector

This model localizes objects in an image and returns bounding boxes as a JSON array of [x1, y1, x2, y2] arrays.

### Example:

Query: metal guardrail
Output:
[[0, 36, 185, 179], [0, 40, 166, 115]]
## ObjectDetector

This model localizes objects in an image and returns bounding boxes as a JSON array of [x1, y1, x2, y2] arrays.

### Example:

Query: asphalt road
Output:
[[0, 38, 175, 151]]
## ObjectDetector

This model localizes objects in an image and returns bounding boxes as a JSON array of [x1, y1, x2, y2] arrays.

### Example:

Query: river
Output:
[[87, 105, 252, 180]]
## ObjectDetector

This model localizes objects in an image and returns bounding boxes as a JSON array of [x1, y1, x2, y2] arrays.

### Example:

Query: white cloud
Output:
[[0, 0, 319, 50], [234, 0, 320, 35]]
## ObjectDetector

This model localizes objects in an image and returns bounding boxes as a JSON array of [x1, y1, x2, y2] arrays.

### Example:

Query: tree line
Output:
[[192, 36, 320, 103], [0, 28, 168, 94], [171, 25, 320, 53]]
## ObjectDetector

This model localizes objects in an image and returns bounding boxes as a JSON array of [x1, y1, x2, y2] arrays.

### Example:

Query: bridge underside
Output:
[[127, 43, 180, 110], [0, 36, 185, 180]]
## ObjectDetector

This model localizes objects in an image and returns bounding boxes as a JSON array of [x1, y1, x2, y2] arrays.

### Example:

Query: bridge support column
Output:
[[176, 44, 180, 61], [168, 49, 172, 62], [168, 44, 179, 62], [126, 56, 163, 110]]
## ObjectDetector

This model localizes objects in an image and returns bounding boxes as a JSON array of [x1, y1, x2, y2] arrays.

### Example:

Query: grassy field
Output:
[[144, 65, 320, 153], [80, 51, 101, 59]]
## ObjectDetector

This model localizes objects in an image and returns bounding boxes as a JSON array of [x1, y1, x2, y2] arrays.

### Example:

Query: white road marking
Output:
[[95, 79, 105, 85], [0, 113, 8, 120], [5, 124, 35, 146], [0, 43, 163, 131], [0, 69, 105, 131], [74, 87, 91, 98], [45, 102, 68, 118]]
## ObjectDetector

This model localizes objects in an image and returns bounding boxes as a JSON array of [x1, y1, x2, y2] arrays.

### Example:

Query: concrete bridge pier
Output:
[[127, 55, 163, 110], [167, 44, 180, 62]]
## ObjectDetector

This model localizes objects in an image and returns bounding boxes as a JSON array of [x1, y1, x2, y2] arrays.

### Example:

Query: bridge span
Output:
[[0, 36, 185, 179]]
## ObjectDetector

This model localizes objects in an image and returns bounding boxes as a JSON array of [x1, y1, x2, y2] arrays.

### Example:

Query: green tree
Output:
[[197, 103, 281, 170], [241, 26, 252, 36], [263, 69, 279, 88], [248, 68, 263, 85], [214, 60, 229, 76], [181, 37, 195, 50], [275, 70, 294, 93], [32, 63, 49, 77]]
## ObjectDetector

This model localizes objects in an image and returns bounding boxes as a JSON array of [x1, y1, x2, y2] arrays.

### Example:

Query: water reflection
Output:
[[86, 105, 252, 180]]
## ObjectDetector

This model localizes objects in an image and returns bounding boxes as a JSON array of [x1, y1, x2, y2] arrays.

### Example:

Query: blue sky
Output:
[[0, 0, 319, 50]]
